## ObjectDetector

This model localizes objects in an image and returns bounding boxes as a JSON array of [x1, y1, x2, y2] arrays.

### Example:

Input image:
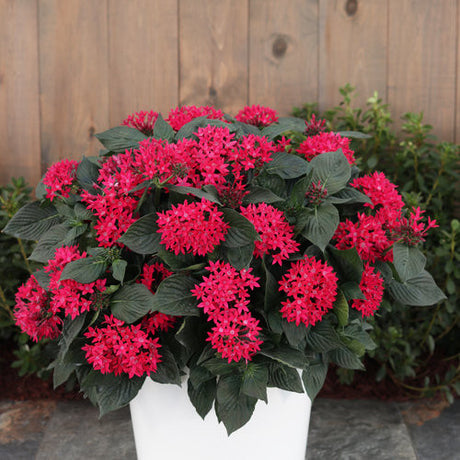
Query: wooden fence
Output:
[[0, 0, 458, 186]]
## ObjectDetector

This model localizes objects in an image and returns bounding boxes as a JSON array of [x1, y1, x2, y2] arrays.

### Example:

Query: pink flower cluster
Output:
[[43, 159, 79, 201], [192, 261, 262, 363], [240, 203, 299, 265], [167, 105, 225, 131], [157, 199, 229, 256], [235, 104, 278, 127], [14, 246, 106, 341], [304, 114, 327, 137], [279, 256, 338, 327], [352, 263, 384, 317], [82, 315, 162, 378], [297, 132, 356, 165], [305, 180, 328, 206], [122, 110, 159, 135]]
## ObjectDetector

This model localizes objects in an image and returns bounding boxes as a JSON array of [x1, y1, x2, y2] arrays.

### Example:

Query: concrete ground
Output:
[[0, 398, 459, 460]]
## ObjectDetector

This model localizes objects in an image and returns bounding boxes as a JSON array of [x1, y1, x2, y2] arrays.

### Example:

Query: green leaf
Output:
[[33, 269, 51, 291], [156, 248, 195, 271], [302, 359, 328, 400], [336, 130, 371, 139], [287, 175, 312, 208], [300, 203, 339, 252], [76, 157, 100, 192], [152, 113, 175, 141], [260, 345, 307, 369], [309, 150, 351, 195], [221, 208, 260, 248], [328, 187, 372, 205], [392, 243, 426, 283], [95, 126, 147, 153], [149, 347, 181, 385], [118, 213, 161, 255], [3, 202, 59, 240], [167, 184, 222, 205], [231, 120, 261, 136], [261, 117, 307, 140], [175, 117, 231, 140], [111, 259, 127, 284], [110, 284, 154, 323], [343, 324, 376, 351], [188, 378, 216, 419], [60, 257, 108, 284], [329, 347, 365, 370], [151, 274, 199, 316], [241, 363, 268, 402], [29, 224, 71, 262], [340, 281, 365, 301], [216, 374, 257, 435], [189, 364, 214, 388], [175, 317, 204, 356], [306, 320, 342, 352], [263, 152, 309, 179], [333, 291, 349, 327], [268, 363, 304, 393], [242, 186, 284, 204], [282, 320, 308, 350], [327, 247, 364, 284], [80, 371, 145, 417], [203, 357, 240, 376], [387, 270, 446, 306], [224, 242, 255, 270]]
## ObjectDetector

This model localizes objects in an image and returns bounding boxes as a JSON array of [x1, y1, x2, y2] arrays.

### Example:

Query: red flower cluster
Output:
[[235, 104, 278, 127], [279, 256, 338, 327], [297, 132, 356, 165], [43, 159, 79, 201], [352, 263, 384, 317], [167, 105, 225, 131], [240, 203, 299, 265], [304, 114, 326, 137], [305, 180, 328, 206], [390, 207, 438, 246], [122, 110, 159, 135], [14, 246, 106, 341], [156, 199, 229, 256], [192, 261, 262, 363], [83, 315, 162, 378]]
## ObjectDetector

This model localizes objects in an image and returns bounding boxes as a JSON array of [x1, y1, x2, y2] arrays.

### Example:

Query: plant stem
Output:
[[17, 238, 32, 274], [0, 285, 14, 320]]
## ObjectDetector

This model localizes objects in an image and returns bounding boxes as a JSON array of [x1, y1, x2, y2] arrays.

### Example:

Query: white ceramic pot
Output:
[[130, 375, 311, 460]]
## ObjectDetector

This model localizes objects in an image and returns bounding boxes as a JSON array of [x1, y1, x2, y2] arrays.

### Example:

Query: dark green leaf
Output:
[[306, 320, 342, 352], [333, 291, 349, 327], [216, 373, 257, 435], [187, 378, 216, 419], [309, 150, 351, 195], [29, 224, 71, 262], [175, 117, 231, 140], [282, 319, 308, 349], [118, 213, 161, 255], [60, 257, 107, 284], [110, 284, 154, 323], [153, 113, 175, 141], [327, 247, 364, 284], [340, 281, 365, 301], [241, 363, 268, 402], [268, 363, 304, 393], [224, 242, 254, 270], [242, 186, 284, 204], [232, 120, 261, 136], [149, 347, 181, 385], [95, 126, 147, 153], [33, 269, 51, 290], [302, 359, 328, 400], [189, 364, 214, 388], [221, 208, 260, 248], [260, 345, 307, 369], [261, 117, 307, 140], [76, 157, 100, 192], [151, 274, 199, 316], [3, 202, 59, 240], [167, 184, 222, 205], [203, 357, 240, 376], [329, 347, 365, 370], [111, 259, 127, 284], [328, 187, 372, 204], [336, 130, 372, 139], [300, 203, 339, 251], [387, 270, 446, 306], [392, 243, 426, 283], [175, 317, 204, 355], [263, 152, 309, 179]]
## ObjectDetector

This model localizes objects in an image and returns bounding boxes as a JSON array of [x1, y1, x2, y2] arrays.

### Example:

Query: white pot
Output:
[[130, 375, 312, 460]]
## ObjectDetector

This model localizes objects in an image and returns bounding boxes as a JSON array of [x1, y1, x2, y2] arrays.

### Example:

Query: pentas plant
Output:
[[4, 104, 445, 434]]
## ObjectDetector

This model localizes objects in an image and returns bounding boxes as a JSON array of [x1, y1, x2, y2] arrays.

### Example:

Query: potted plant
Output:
[[4, 104, 444, 459]]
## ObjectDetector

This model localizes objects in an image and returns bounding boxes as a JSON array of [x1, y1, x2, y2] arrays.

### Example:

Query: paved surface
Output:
[[0, 397, 459, 459]]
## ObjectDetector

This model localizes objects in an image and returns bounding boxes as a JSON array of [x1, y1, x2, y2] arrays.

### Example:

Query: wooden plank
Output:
[[108, 0, 179, 125], [179, 0, 248, 115], [388, 0, 457, 141], [0, 0, 41, 186], [38, 0, 109, 169], [319, 0, 388, 113], [249, 0, 318, 116]]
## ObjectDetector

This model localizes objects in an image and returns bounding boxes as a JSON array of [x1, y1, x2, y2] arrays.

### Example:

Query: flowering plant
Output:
[[4, 105, 445, 434]]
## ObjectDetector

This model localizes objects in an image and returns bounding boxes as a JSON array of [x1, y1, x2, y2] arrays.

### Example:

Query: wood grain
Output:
[[249, 0, 318, 116], [319, 0, 388, 112], [388, 0, 457, 140], [108, 0, 179, 125], [179, 0, 248, 115], [0, 0, 41, 186], [38, 0, 109, 169]]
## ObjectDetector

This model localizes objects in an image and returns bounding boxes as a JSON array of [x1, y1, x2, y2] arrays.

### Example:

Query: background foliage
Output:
[[293, 85, 459, 401]]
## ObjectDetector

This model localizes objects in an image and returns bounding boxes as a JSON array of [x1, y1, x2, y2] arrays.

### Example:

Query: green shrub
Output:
[[0, 178, 52, 377], [293, 85, 459, 401]]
